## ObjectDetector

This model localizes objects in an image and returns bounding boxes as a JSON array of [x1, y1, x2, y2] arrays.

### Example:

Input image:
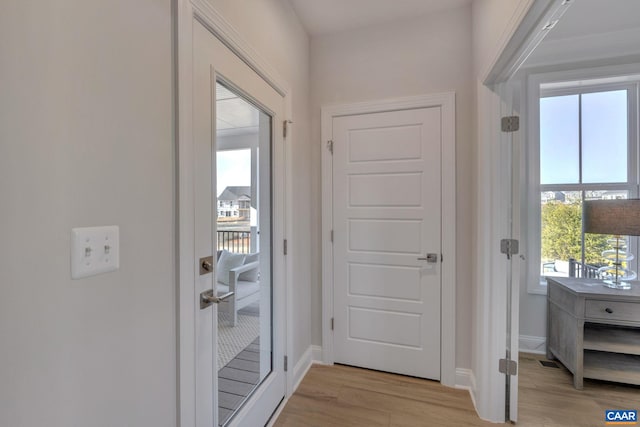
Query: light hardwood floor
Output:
[[518, 353, 640, 427], [274, 364, 494, 426], [274, 354, 640, 426]]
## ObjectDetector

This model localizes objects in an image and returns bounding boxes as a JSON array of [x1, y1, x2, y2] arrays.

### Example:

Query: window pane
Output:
[[584, 191, 631, 280], [541, 190, 631, 279], [582, 90, 628, 183], [540, 191, 582, 277], [540, 95, 580, 185]]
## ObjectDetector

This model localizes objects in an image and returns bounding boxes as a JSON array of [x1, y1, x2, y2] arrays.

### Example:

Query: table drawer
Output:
[[585, 299, 640, 323]]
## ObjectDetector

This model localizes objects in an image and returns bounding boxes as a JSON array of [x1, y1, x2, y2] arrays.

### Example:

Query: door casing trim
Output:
[[176, 1, 294, 425], [320, 93, 457, 387]]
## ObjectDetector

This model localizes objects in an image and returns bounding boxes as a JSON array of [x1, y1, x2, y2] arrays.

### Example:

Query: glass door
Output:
[[192, 18, 286, 427], [498, 80, 520, 422], [214, 81, 274, 426]]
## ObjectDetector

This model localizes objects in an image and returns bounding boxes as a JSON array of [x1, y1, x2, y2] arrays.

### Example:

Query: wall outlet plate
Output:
[[71, 226, 119, 279]]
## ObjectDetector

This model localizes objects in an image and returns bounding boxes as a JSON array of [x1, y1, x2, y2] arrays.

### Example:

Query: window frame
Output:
[[527, 78, 639, 295]]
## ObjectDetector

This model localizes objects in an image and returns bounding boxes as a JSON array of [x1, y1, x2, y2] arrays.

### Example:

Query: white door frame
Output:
[[176, 1, 294, 425], [321, 93, 457, 387], [474, 0, 574, 422]]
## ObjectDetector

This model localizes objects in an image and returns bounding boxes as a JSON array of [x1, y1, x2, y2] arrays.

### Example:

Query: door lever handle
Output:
[[200, 289, 234, 309], [417, 253, 439, 263]]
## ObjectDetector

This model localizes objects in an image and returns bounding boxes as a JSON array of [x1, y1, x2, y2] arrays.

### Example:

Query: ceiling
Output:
[[287, 0, 471, 37], [545, 0, 640, 41], [526, 0, 640, 67], [216, 83, 259, 137]]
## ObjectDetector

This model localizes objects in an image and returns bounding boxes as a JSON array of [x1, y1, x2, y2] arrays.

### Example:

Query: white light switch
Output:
[[71, 226, 119, 279]]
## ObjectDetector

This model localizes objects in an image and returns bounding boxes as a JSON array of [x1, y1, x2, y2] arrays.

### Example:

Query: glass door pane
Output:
[[215, 81, 272, 426], [498, 80, 519, 422]]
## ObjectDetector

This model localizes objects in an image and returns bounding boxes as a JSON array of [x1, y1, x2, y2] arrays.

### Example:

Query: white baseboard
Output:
[[292, 346, 313, 393], [519, 335, 546, 355], [454, 368, 473, 390], [467, 370, 479, 415], [311, 345, 323, 363], [455, 367, 479, 414]]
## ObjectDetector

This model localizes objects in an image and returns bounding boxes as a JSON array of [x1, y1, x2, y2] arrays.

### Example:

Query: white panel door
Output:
[[333, 107, 442, 380]]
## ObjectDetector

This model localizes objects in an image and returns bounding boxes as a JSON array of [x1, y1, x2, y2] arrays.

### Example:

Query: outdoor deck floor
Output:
[[218, 337, 261, 426]]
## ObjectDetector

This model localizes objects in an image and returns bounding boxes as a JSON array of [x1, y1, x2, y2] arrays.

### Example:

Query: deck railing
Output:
[[568, 258, 601, 278], [217, 230, 251, 254]]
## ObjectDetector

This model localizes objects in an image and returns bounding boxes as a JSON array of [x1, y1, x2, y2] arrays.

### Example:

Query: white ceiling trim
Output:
[[525, 26, 640, 69]]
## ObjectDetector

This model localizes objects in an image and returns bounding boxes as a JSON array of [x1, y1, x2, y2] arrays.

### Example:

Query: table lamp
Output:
[[583, 199, 640, 290]]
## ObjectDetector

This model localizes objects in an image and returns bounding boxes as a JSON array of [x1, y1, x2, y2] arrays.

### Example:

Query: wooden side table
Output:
[[546, 277, 640, 389]]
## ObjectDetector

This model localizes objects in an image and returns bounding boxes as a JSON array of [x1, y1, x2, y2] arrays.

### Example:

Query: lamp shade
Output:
[[583, 199, 640, 236]]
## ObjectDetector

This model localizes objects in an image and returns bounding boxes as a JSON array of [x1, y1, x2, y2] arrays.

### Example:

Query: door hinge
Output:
[[500, 239, 519, 260], [283, 120, 293, 138], [331, 317, 334, 330], [284, 355, 288, 372], [327, 140, 333, 154], [284, 239, 288, 255], [330, 230, 334, 243], [501, 116, 519, 132], [499, 358, 518, 376]]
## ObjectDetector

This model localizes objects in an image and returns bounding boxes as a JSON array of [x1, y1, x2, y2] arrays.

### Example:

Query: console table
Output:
[[546, 277, 640, 389]]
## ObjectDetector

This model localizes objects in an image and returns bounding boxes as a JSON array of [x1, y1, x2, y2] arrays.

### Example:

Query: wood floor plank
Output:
[[517, 353, 640, 427], [235, 349, 260, 362], [299, 365, 472, 410], [245, 344, 260, 353], [218, 407, 233, 426], [219, 377, 254, 396], [227, 358, 259, 373], [275, 393, 390, 427], [218, 391, 244, 411], [218, 366, 259, 385], [275, 355, 640, 427], [337, 385, 493, 427]]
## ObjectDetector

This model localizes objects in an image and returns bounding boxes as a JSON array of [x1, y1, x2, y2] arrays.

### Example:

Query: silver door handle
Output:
[[417, 253, 439, 263], [200, 289, 234, 309]]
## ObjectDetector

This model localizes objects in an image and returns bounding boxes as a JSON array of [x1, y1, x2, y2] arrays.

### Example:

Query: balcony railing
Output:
[[568, 258, 601, 279], [217, 230, 251, 254]]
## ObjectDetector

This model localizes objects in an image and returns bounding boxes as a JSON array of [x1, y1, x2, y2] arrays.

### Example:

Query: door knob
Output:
[[199, 256, 214, 275], [200, 289, 234, 309]]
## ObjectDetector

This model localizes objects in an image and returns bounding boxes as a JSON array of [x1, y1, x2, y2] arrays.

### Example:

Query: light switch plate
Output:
[[71, 226, 119, 279]]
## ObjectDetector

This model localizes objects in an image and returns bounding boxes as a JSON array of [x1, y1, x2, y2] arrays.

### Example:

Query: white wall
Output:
[[0, 1, 311, 426], [309, 5, 474, 369], [201, 0, 313, 369], [0, 1, 175, 426], [472, 0, 532, 78]]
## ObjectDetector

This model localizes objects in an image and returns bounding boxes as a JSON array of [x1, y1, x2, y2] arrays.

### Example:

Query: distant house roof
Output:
[[219, 186, 251, 201]]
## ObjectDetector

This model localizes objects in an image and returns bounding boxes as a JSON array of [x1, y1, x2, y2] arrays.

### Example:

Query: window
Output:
[[530, 81, 639, 293]]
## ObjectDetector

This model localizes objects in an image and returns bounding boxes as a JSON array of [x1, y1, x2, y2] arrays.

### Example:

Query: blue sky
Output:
[[540, 90, 627, 185], [217, 149, 251, 197]]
